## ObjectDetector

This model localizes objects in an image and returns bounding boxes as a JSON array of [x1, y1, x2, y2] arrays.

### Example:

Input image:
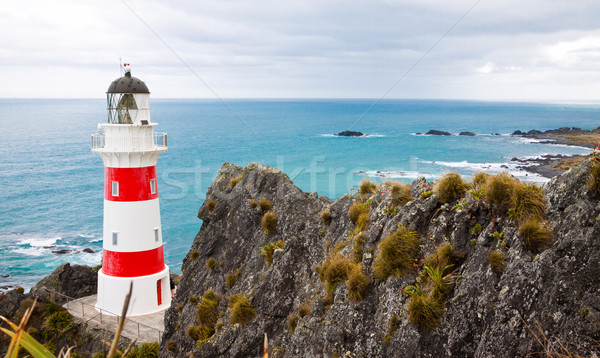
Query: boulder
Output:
[[459, 131, 476, 136], [335, 130, 365, 137], [425, 129, 452, 136], [30, 263, 97, 303]]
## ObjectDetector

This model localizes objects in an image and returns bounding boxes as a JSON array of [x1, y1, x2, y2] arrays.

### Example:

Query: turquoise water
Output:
[[0, 98, 597, 289]]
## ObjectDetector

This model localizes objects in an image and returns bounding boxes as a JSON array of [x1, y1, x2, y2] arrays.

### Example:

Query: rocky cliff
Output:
[[161, 160, 600, 358]]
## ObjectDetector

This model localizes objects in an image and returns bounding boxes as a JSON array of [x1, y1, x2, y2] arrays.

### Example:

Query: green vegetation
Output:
[[483, 173, 519, 214], [206, 200, 216, 211], [249, 198, 258, 208], [127, 342, 159, 358], [260, 240, 285, 266], [228, 294, 256, 325], [321, 208, 332, 225], [92, 264, 102, 272], [166, 340, 177, 352], [191, 289, 221, 348], [261, 210, 277, 235], [16, 287, 24, 294], [420, 190, 433, 199], [434, 173, 467, 204], [316, 254, 369, 304], [512, 182, 546, 224], [189, 295, 199, 305], [372, 225, 419, 281], [352, 232, 365, 263], [488, 250, 505, 274], [226, 269, 241, 288], [519, 220, 554, 252], [471, 172, 489, 190], [206, 257, 216, 271], [287, 314, 299, 334], [471, 223, 482, 235], [383, 313, 399, 343], [359, 178, 377, 196], [259, 199, 272, 212], [230, 174, 245, 188]]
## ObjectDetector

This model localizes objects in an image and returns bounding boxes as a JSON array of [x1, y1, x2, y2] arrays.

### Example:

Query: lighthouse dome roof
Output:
[[107, 71, 150, 94]]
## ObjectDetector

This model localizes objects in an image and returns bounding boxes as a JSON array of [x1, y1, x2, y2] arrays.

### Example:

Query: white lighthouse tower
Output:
[[91, 65, 171, 316]]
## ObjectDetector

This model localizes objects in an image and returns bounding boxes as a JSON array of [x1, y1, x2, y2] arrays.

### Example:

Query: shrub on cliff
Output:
[[373, 225, 419, 281], [346, 264, 370, 302], [513, 182, 545, 224], [484, 173, 519, 214], [348, 201, 370, 227], [359, 178, 377, 196], [388, 181, 412, 206], [434, 173, 467, 203], [404, 284, 443, 330], [519, 220, 554, 252], [259, 199, 272, 212], [230, 174, 244, 188], [488, 250, 505, 274], [260, 240, 285, 266]]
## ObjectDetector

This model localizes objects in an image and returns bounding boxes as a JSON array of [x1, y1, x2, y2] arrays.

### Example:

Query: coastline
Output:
[[511, 127, 598, 179]]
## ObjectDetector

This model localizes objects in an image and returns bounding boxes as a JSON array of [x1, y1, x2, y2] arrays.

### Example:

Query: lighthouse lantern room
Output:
[[92, 65, 171, 316]]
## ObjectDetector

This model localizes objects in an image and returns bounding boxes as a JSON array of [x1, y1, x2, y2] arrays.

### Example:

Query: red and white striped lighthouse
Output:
[[91, 65, 171, 316]]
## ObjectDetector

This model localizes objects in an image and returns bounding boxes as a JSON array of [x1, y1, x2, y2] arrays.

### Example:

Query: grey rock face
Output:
[[30, 262, 97, 303], [161, 160, 600, 357]]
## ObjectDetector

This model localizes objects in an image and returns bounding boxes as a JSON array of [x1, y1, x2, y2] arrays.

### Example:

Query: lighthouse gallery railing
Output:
[[91, 132, 167, 151]]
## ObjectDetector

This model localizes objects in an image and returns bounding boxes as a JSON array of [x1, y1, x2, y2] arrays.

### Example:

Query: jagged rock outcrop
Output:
[[30, 262, 97, 303], [161, 160, 600, 358]]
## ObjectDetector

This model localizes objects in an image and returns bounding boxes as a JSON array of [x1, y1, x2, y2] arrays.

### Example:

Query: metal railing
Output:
[[91, 132, 167, 151], [43, 288, 163, 342]]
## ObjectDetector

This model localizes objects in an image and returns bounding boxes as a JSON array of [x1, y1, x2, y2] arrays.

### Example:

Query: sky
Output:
[[1, 0, 600, 101]]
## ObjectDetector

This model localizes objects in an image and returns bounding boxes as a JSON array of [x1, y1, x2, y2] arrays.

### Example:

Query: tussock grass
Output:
[[348, 201, 370, 227], [206, 200, 216, 211], [261, 210, 277, 235], [513, 182, 546, 223], [359, 178, 377, 196], [471, 172, 489, 190], [259, 199, 272, 212], [321, 208, 332, 225], [387, 181, 412, 206], [588, 158, 600, 197], [424, 264, 455, 301], [190, 250, 200, 261], [488, 250, 505, 274], [298, 302, 312, 318], [205, 257, 216, 271], [260, 240, 285, 266], [226, 269, 241, 288], [230, 174, 244, 188], [287, 314, 299, 334], [228, 294, 256, 325], [404, 285, 444, 330], [519, 220, 554, 252], [346, 264, 370, 303], [352, 232, 365, 263], [484, 173, 519, 214], [196, 289, 220, 332], [434, 173, 467, 204], [249, 199, 258, 208], [372, 225, 419, 281]]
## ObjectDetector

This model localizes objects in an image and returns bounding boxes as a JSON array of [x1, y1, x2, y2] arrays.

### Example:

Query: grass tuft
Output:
[[260, 240, 285, 266], [287, 314, 299, 334], [434, 173, 467, 204], [190, 250, 200, 261], [359, 178, 377, 196], [372, 225, 419, 281], [230, 174, 244, 188], [261, 210, 277, 235], [259, 199, 272, 212], [206, 200, 216, 211], [249, 198, 258, 208], [346, 264, 370, 302], [348, 201, 370, 227], [206, 257, 216, 271], [321, 208, 332, 225], [519, 219, 554, 252], [513, 182, 546, 224], [588, 158, 600, 197], [228, 294, 256, 325], [488, 250, 505, 274], [388, 181, 412, 206], [484, 173, 519, 214], [298, 302, 312, 318], [404, 285, 444, 330]]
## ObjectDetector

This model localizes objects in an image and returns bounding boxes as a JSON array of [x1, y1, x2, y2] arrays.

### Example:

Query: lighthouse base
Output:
[[96, 266, 171, 317]]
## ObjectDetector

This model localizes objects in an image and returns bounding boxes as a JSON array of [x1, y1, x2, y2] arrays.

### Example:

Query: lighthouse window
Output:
[[154, 228, 160, 242], [112, 181, 119, 197], [150, 179, 156, 194], [112, 232, 118, 246]]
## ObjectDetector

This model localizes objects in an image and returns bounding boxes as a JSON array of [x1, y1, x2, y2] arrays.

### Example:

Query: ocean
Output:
[[0, 98, 597, 290]]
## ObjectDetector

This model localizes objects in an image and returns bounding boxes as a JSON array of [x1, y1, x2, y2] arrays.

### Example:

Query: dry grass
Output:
[[588, 157, 600, 197], [386, 181, 412, 206], [205, 257, 216, 271], [298, 302, 312, 318], [230, 174, 244, 188], [321, 208, 332, 225], [513, 182, 546, 224], [206, 200, 216, 211], [348, 201, 370, 229], [287, 314, 299, 334], [228, 294, 256, 325], [260, 240, 285, 266], [519, 220, 554, 252], [373, 225, 419, 281], [359, 178, 377, 196], [405, 285, 444, 330], [434, 173, 467, 204], [316, 254, 370, 304], [346, 264, 370, 302], [484, 173, 520, 214], [262, 210, 277, 235], [249, 199, 258, 208], [488, 249, 505, 274], [259, 199, 273, 212]]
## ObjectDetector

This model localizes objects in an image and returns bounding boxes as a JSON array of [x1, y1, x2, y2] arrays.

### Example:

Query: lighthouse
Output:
[[91, 65, 171, 316]]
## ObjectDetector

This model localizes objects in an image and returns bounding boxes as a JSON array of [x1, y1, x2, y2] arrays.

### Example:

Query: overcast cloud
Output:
[[1, 0, 599, 100]]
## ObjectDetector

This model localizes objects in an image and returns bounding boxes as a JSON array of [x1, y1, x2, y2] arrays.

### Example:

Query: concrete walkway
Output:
[[64, 295, 165, 343]]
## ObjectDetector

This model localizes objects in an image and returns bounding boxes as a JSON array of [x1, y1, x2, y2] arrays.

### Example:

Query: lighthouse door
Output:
[[157, 279, 162, 306]]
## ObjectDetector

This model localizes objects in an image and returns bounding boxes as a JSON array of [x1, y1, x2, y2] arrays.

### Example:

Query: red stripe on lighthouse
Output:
[[102, 247, 165, 277], [105, 166, 158, 201]]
